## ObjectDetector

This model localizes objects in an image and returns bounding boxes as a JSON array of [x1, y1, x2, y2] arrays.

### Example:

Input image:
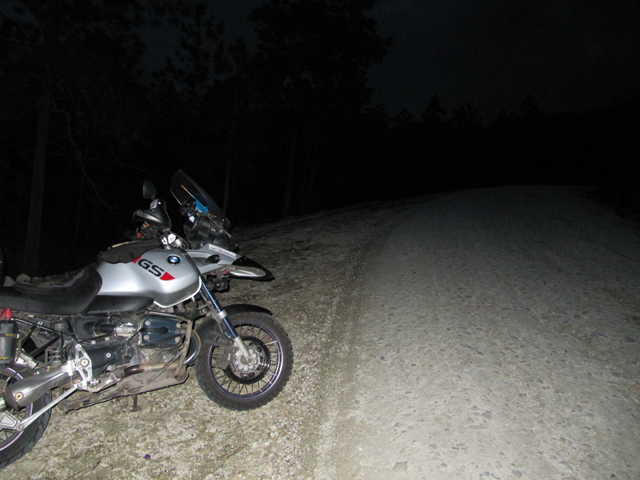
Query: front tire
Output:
[[195, 312, 293, 410], [0, 367, 51, 469]]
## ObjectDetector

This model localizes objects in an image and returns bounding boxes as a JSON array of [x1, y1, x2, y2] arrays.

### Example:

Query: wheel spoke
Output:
[[208, 325, 282, 397]]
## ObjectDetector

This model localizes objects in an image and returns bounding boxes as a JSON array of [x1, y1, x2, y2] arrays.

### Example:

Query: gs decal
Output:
[[133, 256, 175, 281]]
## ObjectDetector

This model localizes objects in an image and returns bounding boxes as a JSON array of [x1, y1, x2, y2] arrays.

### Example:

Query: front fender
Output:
[[196, 304, 272, 346], [225, 303, 272, 316], [228, 257, 275, 281]]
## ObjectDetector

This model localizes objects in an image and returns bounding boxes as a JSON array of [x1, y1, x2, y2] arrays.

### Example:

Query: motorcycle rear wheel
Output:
[[195, 312, 293, 410], [0, 367, 51, 469]]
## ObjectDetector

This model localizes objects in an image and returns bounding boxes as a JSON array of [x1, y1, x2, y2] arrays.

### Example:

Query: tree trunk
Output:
[[281, 112, 299, 219], [303, 153, 319, 214], [72, 175, 86, 248], [22, 67, 52, 276], [222, 103, 239, 216]]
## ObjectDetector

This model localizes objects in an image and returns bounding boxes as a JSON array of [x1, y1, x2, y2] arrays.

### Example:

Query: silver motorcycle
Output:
[[0, 170, 293, 468]]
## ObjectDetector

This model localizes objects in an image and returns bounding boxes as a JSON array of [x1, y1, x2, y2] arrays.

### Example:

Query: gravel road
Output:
[[308, 186, 640, 480], [4, 186, 640, 480]]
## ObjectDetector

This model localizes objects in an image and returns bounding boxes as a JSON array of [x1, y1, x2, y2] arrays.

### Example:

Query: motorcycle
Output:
[[0, 170, 293, 468]]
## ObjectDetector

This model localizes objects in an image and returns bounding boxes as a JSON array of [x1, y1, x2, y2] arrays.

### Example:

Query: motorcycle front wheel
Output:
[[0, 367, 51, 469], [195, 312, 293, 410]]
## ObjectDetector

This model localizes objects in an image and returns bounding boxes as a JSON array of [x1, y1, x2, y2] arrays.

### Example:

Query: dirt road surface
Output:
[[5, 186, 640, 479]]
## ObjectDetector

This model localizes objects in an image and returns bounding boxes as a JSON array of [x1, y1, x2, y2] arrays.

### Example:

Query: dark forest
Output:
[[0, 0, 638, 278]]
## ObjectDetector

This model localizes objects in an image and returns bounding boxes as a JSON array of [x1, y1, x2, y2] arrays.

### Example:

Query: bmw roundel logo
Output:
[[167, 255, 181, 265]]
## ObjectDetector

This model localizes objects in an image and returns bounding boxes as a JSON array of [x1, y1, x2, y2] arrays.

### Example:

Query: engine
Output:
[[3, 311, 198, 412], [71, 312, 190, 371]]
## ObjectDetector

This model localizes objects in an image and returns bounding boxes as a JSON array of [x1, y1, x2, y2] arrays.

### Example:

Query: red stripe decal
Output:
[[160, 272, 175, 281]]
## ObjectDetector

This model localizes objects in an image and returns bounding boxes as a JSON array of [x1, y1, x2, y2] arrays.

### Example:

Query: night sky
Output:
[[178, 0, 640, 120]]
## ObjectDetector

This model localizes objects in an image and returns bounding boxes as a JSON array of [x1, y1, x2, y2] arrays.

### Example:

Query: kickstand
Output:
[[131, 394, 142, 412]]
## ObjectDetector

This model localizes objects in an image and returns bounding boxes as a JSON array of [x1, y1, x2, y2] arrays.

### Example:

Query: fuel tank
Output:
[[96, 249, 201, 308]]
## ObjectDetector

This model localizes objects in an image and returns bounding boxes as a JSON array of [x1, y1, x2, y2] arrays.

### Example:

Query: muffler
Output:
[[3, 364, 73, 409]]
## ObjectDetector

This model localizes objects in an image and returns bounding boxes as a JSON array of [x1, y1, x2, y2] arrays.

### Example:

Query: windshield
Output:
[[170, 170, 231, 230]]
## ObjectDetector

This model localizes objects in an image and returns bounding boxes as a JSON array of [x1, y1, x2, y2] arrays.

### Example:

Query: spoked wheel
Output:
[[0, 367, 51, 469], [195, 312, 293, 410]]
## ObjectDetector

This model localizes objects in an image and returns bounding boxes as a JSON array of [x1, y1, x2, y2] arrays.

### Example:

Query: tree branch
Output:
[[53, 108, 115, 210]]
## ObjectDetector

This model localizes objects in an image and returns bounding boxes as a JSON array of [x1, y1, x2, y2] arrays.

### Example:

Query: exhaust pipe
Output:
[[3, 365, 73, 409]]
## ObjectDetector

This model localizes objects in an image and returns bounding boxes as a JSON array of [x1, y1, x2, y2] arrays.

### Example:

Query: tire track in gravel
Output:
[[309, 186, 640, 480], [284, 201, 428, 478]]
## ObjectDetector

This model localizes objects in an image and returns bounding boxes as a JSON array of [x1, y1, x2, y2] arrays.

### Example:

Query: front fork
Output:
[[199, 280, 253, 362]]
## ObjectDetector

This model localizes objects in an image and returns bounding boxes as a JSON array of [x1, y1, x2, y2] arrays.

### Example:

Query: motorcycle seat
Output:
[[0, 268, 102, 315]]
